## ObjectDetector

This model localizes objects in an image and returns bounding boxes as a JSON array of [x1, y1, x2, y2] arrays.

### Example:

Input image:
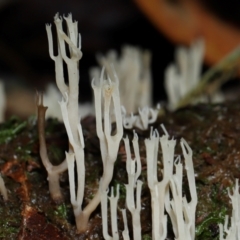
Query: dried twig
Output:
[[37, 92, 67, 202]]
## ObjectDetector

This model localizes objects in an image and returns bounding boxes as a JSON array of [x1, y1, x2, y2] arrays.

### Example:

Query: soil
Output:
[[1, 101, 240, 240]]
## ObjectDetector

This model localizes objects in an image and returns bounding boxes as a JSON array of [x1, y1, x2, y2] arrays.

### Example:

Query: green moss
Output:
[[0, 201, 21, 239], [0, 225, 19, 238], [43, 202, 73, 227], [196, 183, 228, 240], [0, 117, 27, 144], [195, 206, 227, 239], [142, 234, 152, 240], [54, 203, 68, 219], [15, 145, 32, 162]]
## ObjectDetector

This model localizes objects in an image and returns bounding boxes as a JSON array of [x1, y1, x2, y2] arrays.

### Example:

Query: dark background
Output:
[[0, 0, 175, 105], [0, 0, 239, 110], [197, 0, 240, 27]]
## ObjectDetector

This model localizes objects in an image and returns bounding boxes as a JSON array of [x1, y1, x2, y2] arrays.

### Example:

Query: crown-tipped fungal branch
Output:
[[145, 126, 197, 240], [46, 12, 86, 208], [73, 68, 123, 232], [100, 184, 120, 240], [123, 132, 142, 239], [145, 127, 175, 240], [46, 13, 83, 153]]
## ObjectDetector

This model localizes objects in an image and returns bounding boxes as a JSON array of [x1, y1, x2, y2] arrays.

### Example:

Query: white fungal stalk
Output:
[[145, 125, 197, 240], [100, 183, 120, 240], [60, 94, 85, 218], [0, 173, 8, 201], [109, 186, 120, 240], [101, 187, 111, 240], [74, 67, 123, 232], [122, 104, 160, 130], [164, 39, 204, 110], [181, 138, 198, 238], [145, 126, 175, 240], [123, 132, 142, 239], [121, 209, 130, 240], [91, 45, 152, 113], [46, 13, 86, 230], [46, 13, 82, 147], [164, 138, 197, 240]]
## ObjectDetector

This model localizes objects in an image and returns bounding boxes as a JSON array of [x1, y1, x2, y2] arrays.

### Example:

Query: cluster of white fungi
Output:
[[0, 13, 239, 240]]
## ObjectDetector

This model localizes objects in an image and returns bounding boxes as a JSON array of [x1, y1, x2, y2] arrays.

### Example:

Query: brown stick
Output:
[[36, 92, 67, 203]]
